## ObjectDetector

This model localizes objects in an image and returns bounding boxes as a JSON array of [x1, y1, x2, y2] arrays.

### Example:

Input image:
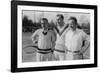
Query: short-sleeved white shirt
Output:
[[65, 28, 89, 51], [32, 29, 56, 49]]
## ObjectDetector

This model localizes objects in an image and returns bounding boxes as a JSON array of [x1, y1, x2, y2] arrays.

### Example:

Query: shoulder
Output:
[[64, 24, 69, 29], [77, 28, 84, 33], [77, 29, 88, 38], [53, 25, 59, 33], [36, 28, 42, 32], [49, 30, 56, 36], [33, 29, 42, 34]]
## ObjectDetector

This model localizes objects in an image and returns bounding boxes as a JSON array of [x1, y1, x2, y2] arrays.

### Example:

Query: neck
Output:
[[71, 28, 77, 32], [58, 22, 64, 28]]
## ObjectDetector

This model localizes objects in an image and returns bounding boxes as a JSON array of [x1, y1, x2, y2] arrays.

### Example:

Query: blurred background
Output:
[[22, 10, 90, 62], [22, 10, 90, 34]]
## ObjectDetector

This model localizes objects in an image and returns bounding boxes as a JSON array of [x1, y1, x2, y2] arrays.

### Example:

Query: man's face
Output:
[[56, 16, 63, 26], [68, 19, 76, 30], [41, 20, 48, 29]]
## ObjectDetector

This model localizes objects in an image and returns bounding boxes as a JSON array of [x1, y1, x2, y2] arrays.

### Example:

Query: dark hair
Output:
[[56, 14, 64, 20], [41, 18, 48, 22], [68, 16, 82, 29], [68, 17, 77, 24]]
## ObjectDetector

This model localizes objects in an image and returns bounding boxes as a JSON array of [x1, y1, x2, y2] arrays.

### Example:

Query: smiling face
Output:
[[56, 14, 64, 27], [56, 16, 63, 24], [40, 19, 48, 29], [68, 19, 77, 31]]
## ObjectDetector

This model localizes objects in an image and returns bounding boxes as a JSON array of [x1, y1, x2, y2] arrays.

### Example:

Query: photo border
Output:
[[11, 1, 97, 72]]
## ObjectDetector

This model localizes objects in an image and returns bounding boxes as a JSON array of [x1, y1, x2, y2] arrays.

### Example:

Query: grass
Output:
[[22, 32, 37, 62], [22, 32, 90, 62]]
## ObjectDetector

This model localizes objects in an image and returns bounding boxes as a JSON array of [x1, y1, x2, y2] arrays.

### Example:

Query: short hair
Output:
[[41, 18, 48, 22], [68, 17, 77, 24], [56, 14, 64, 19]]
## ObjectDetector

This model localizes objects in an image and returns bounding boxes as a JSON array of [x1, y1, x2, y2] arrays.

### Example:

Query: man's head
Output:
[[68, 17, 78, 31], [56, 14, 64, 27], [40, 18, 48, 29]]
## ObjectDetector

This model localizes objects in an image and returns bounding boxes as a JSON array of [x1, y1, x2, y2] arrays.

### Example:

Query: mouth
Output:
[[70, 26, 74, 29], [70, 26, 73, 28]]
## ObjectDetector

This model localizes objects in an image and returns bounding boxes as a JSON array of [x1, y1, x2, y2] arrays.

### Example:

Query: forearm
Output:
[[80, 41, 90, 53], [32, 35, 38, 44]]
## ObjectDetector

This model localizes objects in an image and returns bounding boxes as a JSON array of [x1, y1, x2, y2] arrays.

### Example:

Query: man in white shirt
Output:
[[65, 17, 90, 60], [54, 14, 69, 60], [32, 18, 56, 61]]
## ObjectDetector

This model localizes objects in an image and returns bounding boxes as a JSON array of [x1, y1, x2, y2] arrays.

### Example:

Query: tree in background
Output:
[[22, 16, 41, 32]]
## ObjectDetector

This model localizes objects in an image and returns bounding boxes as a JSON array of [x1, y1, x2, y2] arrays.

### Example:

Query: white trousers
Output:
[[54, 51, 66, 61], [65, 52, 83, 60], [36, 52, 55, 61]]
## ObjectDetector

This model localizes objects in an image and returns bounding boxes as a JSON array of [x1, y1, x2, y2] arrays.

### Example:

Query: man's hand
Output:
[[32, 40, 38, 45]]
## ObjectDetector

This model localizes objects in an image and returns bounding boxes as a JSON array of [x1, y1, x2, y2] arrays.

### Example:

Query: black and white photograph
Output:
[[11, 1, 97, 72], [22, 10, 90, 62]]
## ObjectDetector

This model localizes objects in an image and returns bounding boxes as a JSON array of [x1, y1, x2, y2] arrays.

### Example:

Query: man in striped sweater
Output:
[[32, 18, 56, 61], [54, 14, 69, 61]]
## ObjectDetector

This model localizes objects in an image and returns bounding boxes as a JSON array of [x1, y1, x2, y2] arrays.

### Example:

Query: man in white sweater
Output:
[[65, 17, 90, 60], [54, 14, 69, 61], [32, 18, 56, 61]]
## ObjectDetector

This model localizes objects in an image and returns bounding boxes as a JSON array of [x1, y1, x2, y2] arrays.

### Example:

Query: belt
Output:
[[37, 48, 52, 51], [67, 50, 80, 53], [54, 49, 65, 53], [38, 51, 52, 54], [37, 48, 52, 54], [54, 49, 80, 53]]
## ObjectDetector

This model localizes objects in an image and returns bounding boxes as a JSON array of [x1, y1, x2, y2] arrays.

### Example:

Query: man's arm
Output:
[[53, 24, 59, 33], [31, 29, 39, 44], [51, 30, 57, 50], [80, 31, 90, 54]]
